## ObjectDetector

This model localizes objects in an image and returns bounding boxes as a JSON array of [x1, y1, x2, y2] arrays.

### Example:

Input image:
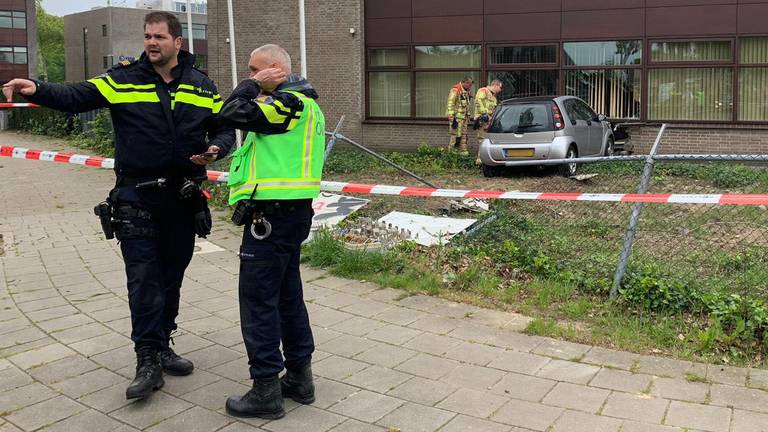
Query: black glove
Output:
[[472, 118, 480, 130], [451, 118, 459, 129], [194, 207, 212, 238], [481, 114, 490, 123]]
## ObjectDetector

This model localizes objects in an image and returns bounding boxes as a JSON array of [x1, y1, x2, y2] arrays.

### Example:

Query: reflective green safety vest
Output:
[[227, 91, 325, 204]]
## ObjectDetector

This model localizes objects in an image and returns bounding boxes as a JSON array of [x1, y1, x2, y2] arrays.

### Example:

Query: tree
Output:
[[36, 0, 65, 82]]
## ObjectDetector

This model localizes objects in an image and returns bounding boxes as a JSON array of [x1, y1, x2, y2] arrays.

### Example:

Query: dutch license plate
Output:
[[505, 149, 535, 158]]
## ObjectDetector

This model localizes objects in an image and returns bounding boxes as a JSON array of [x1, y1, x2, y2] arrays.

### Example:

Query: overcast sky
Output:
[[42, 0, 122, 17]]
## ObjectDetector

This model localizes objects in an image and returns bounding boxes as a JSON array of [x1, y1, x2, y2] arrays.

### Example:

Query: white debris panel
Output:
[[377, 211, 477, 247]]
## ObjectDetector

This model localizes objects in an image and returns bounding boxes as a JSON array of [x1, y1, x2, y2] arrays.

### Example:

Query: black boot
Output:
[[159, 347, 194, 376], [225, 376, 285, 419], [125, 346, 164, 400], [281, 364, 315, 404]]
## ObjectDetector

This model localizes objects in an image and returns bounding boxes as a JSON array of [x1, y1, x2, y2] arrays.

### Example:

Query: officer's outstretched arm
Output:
[[218, 79, 303, 135], [24, 80, 109, 113], [204, 82, 236, 160]]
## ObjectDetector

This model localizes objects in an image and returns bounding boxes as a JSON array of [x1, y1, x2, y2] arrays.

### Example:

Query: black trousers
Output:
[[238, 199, 315, 379], [112, 184, 196, 351]]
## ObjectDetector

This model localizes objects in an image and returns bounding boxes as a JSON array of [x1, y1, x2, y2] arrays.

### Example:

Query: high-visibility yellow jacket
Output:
[[474, 86, 498, 119], [446, 83, 471, 118], [220, 79, 326, 204]]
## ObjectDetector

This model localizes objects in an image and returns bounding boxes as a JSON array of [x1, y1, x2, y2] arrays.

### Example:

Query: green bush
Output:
[[9, 106, 74, 137], [72, 111, 114, 157], [620, 265, 700, 313]]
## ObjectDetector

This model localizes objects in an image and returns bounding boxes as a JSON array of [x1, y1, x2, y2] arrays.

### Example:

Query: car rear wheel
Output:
[[558, 146, 578, 177]]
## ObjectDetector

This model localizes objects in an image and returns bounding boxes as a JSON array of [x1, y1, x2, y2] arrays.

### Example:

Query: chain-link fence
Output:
[[481, 127, 768, 302]]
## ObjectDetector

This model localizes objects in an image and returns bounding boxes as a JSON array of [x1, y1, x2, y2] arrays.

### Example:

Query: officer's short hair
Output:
[[144, 11, 182, 40], [490, 79, 503, 87], [251, 44, 293, 74], [461, 76, 474, 84]]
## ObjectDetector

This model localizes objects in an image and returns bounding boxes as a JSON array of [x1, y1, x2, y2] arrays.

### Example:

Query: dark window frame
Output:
[[646, 37, 737, 123], [486, 43, 559, 67], [365, 43, 482, 121], [364, 36, 768, 125]]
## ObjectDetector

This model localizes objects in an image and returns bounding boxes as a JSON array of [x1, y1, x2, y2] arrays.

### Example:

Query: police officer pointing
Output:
[[3, 12, 235, 401], [217, 44, 324, 419]]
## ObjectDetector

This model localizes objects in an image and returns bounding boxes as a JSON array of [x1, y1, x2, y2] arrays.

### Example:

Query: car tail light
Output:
[[552, 103, 564, 130]]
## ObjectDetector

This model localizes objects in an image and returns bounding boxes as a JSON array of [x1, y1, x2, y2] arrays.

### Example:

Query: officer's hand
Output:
[[190, 145, 220, 166], [448, 115, 454, 125], [2, 79, 36, 101], [253, 68, 287, 92]]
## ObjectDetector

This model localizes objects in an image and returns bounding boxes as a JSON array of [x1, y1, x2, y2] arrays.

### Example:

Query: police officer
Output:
[[3, 12, 234, 401], [446, 77, 473, 155], [473, 79, 503, 164], [217, 44, 323, 420]]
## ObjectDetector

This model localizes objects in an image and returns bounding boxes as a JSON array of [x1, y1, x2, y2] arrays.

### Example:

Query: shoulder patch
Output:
[[108, 58, 138, 73]]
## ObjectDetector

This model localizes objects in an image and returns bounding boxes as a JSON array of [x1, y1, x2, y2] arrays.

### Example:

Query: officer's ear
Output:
[[174, 36, 183, 50]]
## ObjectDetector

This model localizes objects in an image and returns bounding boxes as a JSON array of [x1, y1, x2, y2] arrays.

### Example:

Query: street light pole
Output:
[[185, 0, 194, 54], [226, 0, 241, 146], [299, 0, 307, 78]]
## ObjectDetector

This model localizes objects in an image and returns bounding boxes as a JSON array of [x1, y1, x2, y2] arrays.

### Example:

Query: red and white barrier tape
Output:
[[0, 103, 39, 108], [2, 145, 768, 206]]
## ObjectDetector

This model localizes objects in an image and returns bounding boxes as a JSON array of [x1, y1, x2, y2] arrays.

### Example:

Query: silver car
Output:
[[478, 96, 614, 177]]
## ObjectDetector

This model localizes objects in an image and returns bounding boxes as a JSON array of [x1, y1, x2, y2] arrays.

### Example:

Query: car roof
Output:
[[500, 95, 579, 105]]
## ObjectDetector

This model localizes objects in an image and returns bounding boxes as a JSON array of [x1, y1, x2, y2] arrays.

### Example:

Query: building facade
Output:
[[64, 6, 207, 82], [208, 0, 768, 153], [0, 0, 36, 82]]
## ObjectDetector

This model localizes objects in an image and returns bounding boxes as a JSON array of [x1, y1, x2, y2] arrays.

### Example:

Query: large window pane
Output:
[[0, 47, 12, 63], [651, 41, 731, 62], [0, 11, 11, 28], [415, 45, 481, 69], [181, 24, 207, 40], [12, 11, 24, 29], [739, 68, 768, 121], [13, 46, 26, 64], [648, 68, 733, 121], [415, 71, 480, 118], [740, 38, 768, 65], [489, 46, 556, 65], [489, 70, 558, 101], [369, 72, 411, 117], [369, 48, 408, 67], [566, 69, 641, 119], [564, 41, 642, 66]]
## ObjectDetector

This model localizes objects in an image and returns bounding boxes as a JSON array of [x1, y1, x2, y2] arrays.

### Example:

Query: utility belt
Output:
[[232, 191, 312, 241], [95, 175, 212, 241], [116, 174, 207, 201]]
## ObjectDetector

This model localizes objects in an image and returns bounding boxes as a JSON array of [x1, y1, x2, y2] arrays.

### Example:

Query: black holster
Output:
[[94, 200, 115, 240]]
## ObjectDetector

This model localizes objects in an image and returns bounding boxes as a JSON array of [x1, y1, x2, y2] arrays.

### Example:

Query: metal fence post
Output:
[[324, 115, 345, 162], [610, 124, 667, 300]]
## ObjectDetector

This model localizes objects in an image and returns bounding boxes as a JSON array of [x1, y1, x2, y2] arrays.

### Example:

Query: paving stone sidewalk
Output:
[[2, 131, 768, 432]]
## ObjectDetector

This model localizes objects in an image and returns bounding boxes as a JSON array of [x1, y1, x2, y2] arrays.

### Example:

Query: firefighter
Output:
[[473, 79, 503, 164], [446, 77, 473, 155]]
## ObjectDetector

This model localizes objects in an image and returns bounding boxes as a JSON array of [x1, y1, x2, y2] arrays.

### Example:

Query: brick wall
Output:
[[628, 125, 768, 155]]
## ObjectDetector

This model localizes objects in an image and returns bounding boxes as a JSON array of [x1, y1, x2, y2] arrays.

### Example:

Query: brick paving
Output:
[[2, 131, 768, 431]]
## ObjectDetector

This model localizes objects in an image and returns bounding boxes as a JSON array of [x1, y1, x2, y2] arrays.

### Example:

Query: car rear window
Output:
[[488, 103, 554, 134]]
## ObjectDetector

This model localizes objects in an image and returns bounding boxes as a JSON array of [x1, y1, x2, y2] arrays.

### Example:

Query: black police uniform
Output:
[[218, 76, 318, 380], [216, 76, 322, 419], [25, 51, 235, 352]]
